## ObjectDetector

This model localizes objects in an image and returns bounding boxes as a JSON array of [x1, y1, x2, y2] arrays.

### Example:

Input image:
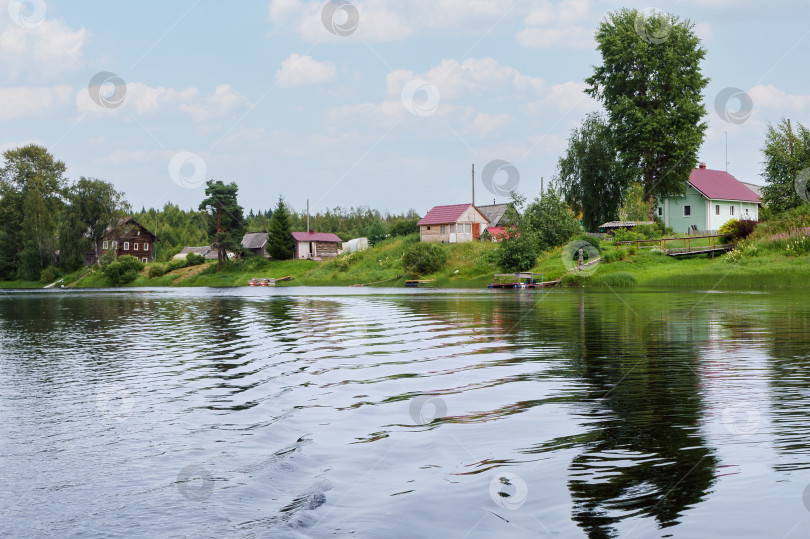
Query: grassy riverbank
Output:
[[3, 215, 810, 290]]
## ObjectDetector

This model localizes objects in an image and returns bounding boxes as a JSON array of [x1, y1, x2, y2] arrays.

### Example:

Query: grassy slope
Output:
[[4, 207, 810, 290]]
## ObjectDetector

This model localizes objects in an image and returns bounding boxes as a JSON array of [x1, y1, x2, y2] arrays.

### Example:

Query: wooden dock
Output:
[[487, 273, 556, 289], [616, 235, 733, 257], [405, 279, 435, 288]]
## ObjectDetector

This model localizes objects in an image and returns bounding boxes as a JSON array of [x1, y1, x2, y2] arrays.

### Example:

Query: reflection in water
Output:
[[1, 288, 810, 537]]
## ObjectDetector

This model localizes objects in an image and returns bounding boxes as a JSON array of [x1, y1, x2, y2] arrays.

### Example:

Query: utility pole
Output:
[[306, 199, 310, 231], [788, 119, 794, 158], [472, 164, 475, 206]]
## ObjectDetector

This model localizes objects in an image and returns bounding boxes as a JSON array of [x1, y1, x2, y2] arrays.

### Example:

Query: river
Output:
[[1, 287, 809, 538]]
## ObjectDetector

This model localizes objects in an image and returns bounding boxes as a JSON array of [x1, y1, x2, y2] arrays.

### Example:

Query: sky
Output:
[[2, 0, 810, 217]]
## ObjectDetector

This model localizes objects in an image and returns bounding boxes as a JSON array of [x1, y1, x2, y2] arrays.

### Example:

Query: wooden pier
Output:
[[616, 235, 733, 257], [488, 273, 557, 289]]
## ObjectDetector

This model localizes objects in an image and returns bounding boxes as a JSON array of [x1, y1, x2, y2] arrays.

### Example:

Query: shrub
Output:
[[561, 273, 590, 287], [186, 253, 205, 266], [574, 234, 601, 253], [719, 218, 759, 243], [602, 249, 626, 263], [148, 264, 168, 278], [167, 258, 188, 272], [613, 229, 643, 242], [496, 235, 537, 272], [102, 255, 143, 286], [389, 218, 420, 237], [634, 224, 660, 239], [402, 242, 447, 275], [40, 265, 60, 284]]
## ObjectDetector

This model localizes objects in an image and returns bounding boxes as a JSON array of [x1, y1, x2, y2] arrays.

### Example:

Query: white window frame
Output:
[[103, 240, 109, 250], [142, 257, 148, 263], [123, 242, 130, 250], [683, 205, 691, 217], [133, 243, 139, 251], [657, 206, 663, 217], [144, 243, 149, 251], [715, 205, 720, 215], [730, 206, 735, 216]]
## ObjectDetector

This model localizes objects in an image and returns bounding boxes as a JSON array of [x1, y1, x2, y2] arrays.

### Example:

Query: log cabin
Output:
[[88, 218, 159, 265], [292, 231, 343, 260]]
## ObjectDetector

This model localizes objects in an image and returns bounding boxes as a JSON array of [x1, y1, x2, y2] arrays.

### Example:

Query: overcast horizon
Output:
[[2, 0, 809, 215]]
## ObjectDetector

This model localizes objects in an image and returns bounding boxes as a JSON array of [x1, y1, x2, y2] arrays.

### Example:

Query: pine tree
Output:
[[266, 197, 295, 260], [199, 180, 245, 269]]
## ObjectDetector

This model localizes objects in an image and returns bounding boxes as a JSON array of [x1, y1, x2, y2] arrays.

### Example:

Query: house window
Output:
[[427, 226, 431, 230], [657, 206, 663, 217], [465, 223, 472, 233], [103, 240, 109, 250], [716, 205, 720, 215], [440, 225, 446, 234], [745, 208, 750, 218], [112, 241, 118, 249], [683, 205, 691, 217], [133, 243, 139, 251], [730, 206, 735, 216], [123, 242, 130, 250], [144, 243, 149, 251], [142, 257, 148, 263]]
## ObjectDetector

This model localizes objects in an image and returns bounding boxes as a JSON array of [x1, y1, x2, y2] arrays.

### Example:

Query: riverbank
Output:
[[2, 227, 809, 291]]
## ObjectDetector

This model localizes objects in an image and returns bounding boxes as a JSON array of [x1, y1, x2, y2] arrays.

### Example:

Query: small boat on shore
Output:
[[487, 272, 558, 289]]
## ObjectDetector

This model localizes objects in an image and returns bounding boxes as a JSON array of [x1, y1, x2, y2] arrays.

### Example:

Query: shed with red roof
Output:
[[292, 231, 343, 260], [656, 164, 761, 233], [417, 204, 489, 243]]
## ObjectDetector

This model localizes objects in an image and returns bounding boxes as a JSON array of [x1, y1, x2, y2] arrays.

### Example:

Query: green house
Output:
[[657, 164, 761, 233]]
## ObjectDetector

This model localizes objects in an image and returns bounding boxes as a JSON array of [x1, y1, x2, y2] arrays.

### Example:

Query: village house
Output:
[[172, 246, 221, 261], [656, 164, 761, 233], [241, 232, 270, 258], [292, 231, 343, 260], [417, 204, 489, 243], [88, 218, 158, 265]]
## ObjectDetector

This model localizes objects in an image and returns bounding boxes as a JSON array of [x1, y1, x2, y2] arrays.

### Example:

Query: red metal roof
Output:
[[291, 231, 342, 243], [689, 167, 760, 203], [417, 204, 474, 226]]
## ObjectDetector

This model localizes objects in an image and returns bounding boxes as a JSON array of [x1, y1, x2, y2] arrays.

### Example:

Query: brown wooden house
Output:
[[88, 218, 159, 265], [292, 231, 342, 260]]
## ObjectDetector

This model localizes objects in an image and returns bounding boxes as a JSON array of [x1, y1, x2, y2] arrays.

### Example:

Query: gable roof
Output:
[[291, 231, 343, 242], [241, 232, 268, 250], [689, 167, 760, 203], [417, 204, 487, 226], [106, 217, 159, 241], [476, 203, 509, 226]]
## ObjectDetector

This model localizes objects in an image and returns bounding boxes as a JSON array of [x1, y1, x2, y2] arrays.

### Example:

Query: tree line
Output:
[[0, 144, 421, 281]]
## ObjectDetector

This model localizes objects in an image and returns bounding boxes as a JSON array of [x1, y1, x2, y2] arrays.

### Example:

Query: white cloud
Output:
[[517, 0, 596, 49], [386, 58, 547, 101], [75, 83, 198, 115], [748, 85, 810, 111], [0, 85, 73, 120], [275, 53, 337, 87], [268, 0, 515, 42], [469, 112, 512, 137], [179, 85, 250, 122], [0, 2, 87, 81]]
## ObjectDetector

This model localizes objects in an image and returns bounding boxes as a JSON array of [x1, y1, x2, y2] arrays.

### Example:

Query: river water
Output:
[[1, 287, 809, 538]]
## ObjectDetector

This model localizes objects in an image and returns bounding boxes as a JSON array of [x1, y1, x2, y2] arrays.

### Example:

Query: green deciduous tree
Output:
[[266, 196, 295, 260], [60, 177, 129, 269], [199, 180, 245, 269], [618, 182, 652, 222], [760, 119, 810, 213], [0, 144, 67, 280], [523, 187, 581, 252], [557, 112, 632, 231], [365, 219, 388, 246], [586, 9, 709, 216]]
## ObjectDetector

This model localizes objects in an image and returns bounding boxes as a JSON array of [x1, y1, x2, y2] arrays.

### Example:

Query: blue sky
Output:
[[2, 0, 809, 216]]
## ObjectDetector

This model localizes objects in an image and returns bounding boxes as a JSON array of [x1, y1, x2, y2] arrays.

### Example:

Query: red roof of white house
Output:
[[689, 165, 760, 203], [417, 204, 477, 226], [291, 231, 342, 243]]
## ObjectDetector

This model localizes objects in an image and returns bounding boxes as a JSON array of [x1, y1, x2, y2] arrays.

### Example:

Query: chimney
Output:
[[699, 162, 706, 169], [309, 229, 314, 234]]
